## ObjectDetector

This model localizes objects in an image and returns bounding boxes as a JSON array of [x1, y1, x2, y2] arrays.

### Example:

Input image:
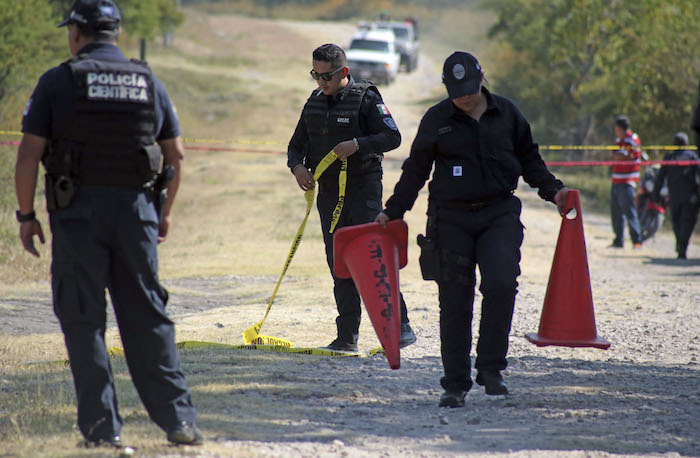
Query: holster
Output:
[[417, 211, 440, 281], [43, 142, 77, 211], [45, 174, 76, 211], [139, 144, 162, 183]]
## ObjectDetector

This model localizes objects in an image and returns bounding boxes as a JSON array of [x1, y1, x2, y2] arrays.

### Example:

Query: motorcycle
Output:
[[636, 166, 668, 242]]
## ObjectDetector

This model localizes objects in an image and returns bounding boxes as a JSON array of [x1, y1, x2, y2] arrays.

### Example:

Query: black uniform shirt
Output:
[[384, 87, 563, 219], [287, 75, 401, 171], [22, 42, 179, 141], [653, 148, 700, 202]]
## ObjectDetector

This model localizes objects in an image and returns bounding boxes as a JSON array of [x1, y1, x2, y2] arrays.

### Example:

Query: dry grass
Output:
[[0, 152, 433, 454]]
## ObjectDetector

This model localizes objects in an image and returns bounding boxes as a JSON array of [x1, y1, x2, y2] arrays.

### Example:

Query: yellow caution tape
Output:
[[1, 130, 696, 150], [20, 359, 69, 368], [182, 137, 285, 146], [242, 149, 347, 347], [19, 341, 385, 367], [18, 151, 373, 368], [175, 341, 384, 358], [329, 159, 347, 233], [107, 347, 125, 357]]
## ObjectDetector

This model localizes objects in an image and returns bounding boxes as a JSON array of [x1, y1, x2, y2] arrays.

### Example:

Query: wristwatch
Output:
[[15, 210, 36, 223]]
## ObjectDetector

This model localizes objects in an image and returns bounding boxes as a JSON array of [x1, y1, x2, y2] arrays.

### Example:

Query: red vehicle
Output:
[[636, 166, 668, 241]]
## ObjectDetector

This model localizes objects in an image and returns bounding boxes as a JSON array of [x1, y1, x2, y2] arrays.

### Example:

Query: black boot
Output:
[[167, 421, 203, 445], [476, 370, 509, 395], [439, 388, 467, 408], [399, 322, 417, 348], [324, 338, 358, 352]]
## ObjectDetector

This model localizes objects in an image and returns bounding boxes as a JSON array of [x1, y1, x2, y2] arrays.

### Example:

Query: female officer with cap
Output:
[[376, 52, 569, 407]]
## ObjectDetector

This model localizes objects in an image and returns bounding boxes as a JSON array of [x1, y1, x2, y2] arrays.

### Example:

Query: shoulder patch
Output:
[[383, 117, 398, 131], [23, 97, 33, 117], [376, 104, 390, 115]]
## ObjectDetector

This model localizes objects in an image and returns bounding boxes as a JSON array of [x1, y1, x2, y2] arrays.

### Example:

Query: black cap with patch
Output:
[[442, 52, 483, 99], [57, 0, 121, 30]]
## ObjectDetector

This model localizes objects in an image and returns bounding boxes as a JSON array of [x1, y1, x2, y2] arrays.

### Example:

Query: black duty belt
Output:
[[78, 174, 153, 189], [318, 170, 382, 190], [439, 191, 514, 212]]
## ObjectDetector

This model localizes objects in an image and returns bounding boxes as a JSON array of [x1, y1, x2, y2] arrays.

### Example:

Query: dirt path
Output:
[[161, 190, 700, 458], [2, 13, 699, 457], [2, 185, 698, 457]]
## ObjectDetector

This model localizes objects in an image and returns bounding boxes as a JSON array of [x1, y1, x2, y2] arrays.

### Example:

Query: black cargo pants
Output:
[[435, 196, 524, 392], [49, 186, 197, 441], [669, 198, 700, 257], [317, 177, 410, 344]]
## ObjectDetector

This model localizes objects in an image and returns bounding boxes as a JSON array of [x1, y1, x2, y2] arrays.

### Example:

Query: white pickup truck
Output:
[[345, 29, 400, 85], [375, 21, 419, 72]]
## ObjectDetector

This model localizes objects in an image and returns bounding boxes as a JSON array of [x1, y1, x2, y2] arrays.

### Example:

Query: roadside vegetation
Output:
[[1, 2, 699, 454], [1, 0, 698, 284]]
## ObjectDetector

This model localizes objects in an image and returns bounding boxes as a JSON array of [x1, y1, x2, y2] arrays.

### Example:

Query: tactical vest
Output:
[[302, 81, 382, 180], [45, 55, 159, 188]]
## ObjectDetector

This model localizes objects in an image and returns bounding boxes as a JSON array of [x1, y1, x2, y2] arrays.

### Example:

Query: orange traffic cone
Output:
[[334, 220, 408, 369], [525, 190, 610, 349]]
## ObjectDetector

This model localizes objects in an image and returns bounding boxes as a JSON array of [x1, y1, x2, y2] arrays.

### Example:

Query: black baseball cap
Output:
[[57, 0, 121, 30], [442, 52, 483, 99], [673, 132, 689, 146]]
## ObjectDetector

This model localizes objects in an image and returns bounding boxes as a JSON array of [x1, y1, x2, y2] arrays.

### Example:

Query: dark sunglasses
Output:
[[310, 66, 344, 81]]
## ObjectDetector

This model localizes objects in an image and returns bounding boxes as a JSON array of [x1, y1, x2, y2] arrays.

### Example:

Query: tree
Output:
[[485, 0, 700, 147], [50, 0, 184, 42], [156, 0, 185, 43], [0, 0, 64, 103]]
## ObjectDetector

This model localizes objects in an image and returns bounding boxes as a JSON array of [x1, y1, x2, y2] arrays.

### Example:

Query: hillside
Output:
[[0, 7, 698, 457]]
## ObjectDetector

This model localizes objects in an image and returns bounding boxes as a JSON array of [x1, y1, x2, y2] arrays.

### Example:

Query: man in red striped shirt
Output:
[[610, 115, 642, 248]]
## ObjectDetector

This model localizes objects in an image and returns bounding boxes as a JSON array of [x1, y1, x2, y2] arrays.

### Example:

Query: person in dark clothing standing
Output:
[[375, 52, 569, 407], [652, 132, 700, 259], [14, 0, 202, 447], [693, 79, 700, 148], [287, 43, 416, 352]]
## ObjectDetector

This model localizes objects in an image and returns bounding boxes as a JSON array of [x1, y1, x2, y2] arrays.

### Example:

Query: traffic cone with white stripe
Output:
[[525, 190, 610, 349]]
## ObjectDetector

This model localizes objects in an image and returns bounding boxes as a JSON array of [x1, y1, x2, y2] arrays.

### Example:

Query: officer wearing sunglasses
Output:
[[287, 43, 416, 352]]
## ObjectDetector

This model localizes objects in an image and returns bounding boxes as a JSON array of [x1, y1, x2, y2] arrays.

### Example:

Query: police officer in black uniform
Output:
[[652, 132, 700, 259], [287, 43, 416, 352], [14, 0, 202, 447], [376, 52, 569, 407]]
